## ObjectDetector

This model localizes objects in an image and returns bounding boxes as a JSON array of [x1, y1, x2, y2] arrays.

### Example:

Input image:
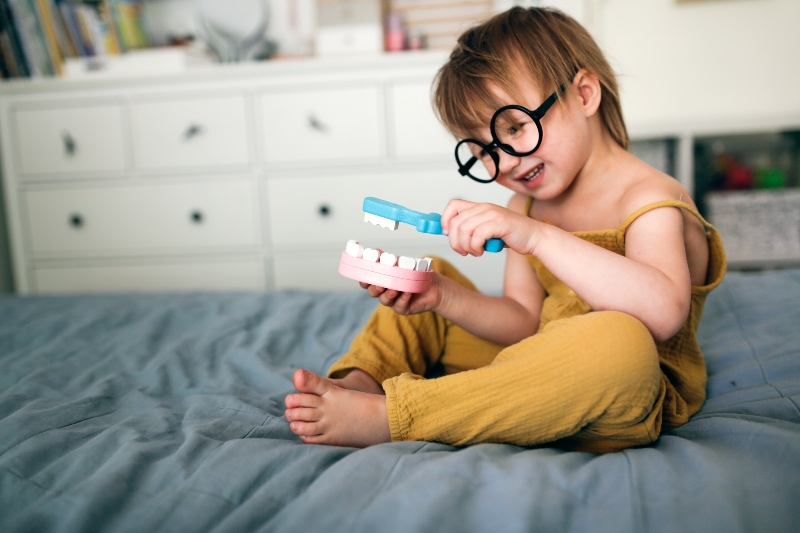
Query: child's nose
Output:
[[497, 151, 521, 176]]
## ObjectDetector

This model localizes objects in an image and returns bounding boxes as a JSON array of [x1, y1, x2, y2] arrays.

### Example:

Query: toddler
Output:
[[285, 6, 726, 453]]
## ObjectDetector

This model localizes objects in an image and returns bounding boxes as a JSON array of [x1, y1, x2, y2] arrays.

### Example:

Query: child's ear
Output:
[[571, 69, 602, 117]]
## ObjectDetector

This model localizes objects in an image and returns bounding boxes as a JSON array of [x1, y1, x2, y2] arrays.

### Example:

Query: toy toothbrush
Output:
[[362, 197, 505, 252]]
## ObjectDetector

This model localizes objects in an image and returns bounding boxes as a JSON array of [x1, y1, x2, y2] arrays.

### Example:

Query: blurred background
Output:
[[1, 0, 799, 294]]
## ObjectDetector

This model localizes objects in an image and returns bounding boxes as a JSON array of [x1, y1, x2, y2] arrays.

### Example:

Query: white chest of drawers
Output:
[[0, 52, 509, 294]]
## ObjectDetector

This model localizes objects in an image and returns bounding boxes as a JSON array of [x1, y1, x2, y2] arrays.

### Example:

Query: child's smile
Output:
[[518, 162, 545, 187]]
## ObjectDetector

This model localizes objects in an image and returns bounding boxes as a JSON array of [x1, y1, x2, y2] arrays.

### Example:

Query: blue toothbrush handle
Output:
[[483, 238, 505, 253]]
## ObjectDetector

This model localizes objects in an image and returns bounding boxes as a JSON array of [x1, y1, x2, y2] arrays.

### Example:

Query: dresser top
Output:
[[0, 50, 450, 96]]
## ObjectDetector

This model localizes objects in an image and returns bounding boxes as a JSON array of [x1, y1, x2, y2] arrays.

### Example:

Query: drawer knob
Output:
[[62, 132, 76, 156], [184, 124, 203, 141], [318, 204, 332, 217], [190, 210, 204, 224], [68, 213, 84, 228], [307, 114, 328, 134]]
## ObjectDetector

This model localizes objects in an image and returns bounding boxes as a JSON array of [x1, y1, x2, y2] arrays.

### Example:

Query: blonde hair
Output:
[[433, 6, 629, 149]]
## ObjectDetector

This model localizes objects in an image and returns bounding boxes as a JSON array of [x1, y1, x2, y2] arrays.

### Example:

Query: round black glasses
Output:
[[455, 84, 566, 183]]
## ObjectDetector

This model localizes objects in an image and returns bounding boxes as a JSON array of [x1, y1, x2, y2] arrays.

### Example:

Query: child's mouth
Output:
[[520, 163, 544, 183]]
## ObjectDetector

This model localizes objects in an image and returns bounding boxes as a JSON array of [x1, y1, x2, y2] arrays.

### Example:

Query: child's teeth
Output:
[[364, 212, 399, 230], [380, 252, 398, 266], [525, 164, 543, 180], [398, 256, 416, 270], [345, 240, 364, 258]]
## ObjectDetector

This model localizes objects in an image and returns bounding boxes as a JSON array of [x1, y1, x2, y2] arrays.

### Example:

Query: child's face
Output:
[[471, 77, 591, 201]]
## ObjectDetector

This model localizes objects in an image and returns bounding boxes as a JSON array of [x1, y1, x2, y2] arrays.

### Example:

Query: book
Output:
[[0, 0, 30, 77], [7, 0, 52, 76], [58, 0, 90, 56], [34, 0, 64, 74], [48, 0, 77, 58], [98, 0, 121, 54], [110, 0, 147, 50]]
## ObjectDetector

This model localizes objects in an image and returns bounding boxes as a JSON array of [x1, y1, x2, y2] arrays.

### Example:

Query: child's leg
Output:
[[285, 257, 504, 446], [327, 257, 504, 384], [383, 310, 664, 451]]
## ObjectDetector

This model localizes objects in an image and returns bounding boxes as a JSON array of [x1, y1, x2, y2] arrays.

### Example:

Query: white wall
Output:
[[593, 0, 800, 129]]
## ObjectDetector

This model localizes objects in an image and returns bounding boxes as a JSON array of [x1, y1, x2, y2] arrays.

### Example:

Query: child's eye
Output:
[[506, 120, 530, 137]]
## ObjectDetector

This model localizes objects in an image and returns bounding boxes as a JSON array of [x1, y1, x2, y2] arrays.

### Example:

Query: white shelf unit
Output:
[[0, 52, 512, 294]]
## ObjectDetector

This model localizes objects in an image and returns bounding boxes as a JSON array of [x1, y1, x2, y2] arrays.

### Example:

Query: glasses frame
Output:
[[455, 83, 567, 184]]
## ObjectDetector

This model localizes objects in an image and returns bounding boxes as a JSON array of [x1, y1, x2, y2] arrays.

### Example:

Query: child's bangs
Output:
[[437, 70, 519, 141]]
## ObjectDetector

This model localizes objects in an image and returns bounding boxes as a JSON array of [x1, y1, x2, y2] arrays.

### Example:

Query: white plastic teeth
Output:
[[345, 240, 364, 258], [345, 241, 433, 272], [364, 212, 399, 230]]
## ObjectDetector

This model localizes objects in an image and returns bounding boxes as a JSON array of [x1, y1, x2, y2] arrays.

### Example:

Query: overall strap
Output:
[[523, 195, 534, 217], [618, 200, 711, 234]]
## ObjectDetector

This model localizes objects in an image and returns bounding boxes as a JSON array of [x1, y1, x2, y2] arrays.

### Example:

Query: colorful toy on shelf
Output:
[[362, 197, 505, 252]]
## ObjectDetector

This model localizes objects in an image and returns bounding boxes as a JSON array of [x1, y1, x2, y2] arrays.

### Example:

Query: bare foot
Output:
[[330, 368, 384, 395], [285, 369, 391, 447]]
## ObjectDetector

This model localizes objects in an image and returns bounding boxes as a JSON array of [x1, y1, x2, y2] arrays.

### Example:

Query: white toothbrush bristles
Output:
[[364, 212, 399, 230]]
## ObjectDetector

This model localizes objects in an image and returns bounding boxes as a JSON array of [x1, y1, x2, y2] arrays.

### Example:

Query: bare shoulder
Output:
[[619, 159, 696, 215], [620, 157, 710, 284]]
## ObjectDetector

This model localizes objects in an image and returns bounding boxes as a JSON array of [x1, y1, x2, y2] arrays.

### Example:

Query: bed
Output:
[[1, 268, 799, 532]]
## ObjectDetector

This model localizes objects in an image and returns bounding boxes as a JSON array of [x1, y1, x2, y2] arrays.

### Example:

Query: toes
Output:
[[285, 407, 321, 423], [285, 392, 322, 409], [293, 369, 334, 396], [289, 420, 323, 438], [299, 434, 326, 444]]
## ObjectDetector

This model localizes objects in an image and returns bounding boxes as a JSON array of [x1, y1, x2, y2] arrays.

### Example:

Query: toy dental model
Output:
[[338, 197, 505, 293], [338, 240, 434, 293]]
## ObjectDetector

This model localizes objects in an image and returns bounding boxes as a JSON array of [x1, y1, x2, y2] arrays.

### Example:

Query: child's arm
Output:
[[364, 267, 544, 346], [530, 204, 693, 342], [441, 196, 699, 342], [367, 193, 545, 345]]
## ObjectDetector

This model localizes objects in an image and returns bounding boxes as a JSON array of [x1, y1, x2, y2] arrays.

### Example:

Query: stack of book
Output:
[[0, 0, 151, 79]]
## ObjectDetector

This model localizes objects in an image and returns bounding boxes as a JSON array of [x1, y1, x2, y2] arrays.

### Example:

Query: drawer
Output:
[[131, 94, 251, 170], [24, 179, 259, 256], [259, 84, 383, 164], [388, 80, 454, 160], [33, 258, 265, 293], [264, 171, 512, 248], [13, 104, 126, 176]]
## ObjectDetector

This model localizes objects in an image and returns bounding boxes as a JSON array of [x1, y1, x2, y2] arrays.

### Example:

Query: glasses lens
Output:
[[456, 140, 497, 183], [492, 107, 542, 156]]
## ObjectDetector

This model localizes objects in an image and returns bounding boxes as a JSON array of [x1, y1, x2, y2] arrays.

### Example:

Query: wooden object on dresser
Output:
[[0, 52, 510, 294]]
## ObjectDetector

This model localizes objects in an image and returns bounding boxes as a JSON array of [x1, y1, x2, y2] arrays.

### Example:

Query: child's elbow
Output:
[[648, 296, 691, 343]]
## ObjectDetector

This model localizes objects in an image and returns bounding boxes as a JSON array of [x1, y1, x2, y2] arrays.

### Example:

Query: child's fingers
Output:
[[441, 198, 476, 234], [450, 204, 506, 256], [367, 285, 387, 298], [378, 289, 400, 307], [391, 291, 414, 314]]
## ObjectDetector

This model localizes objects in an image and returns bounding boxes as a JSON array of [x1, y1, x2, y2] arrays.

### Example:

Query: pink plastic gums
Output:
[[338, 252, 432, 293]]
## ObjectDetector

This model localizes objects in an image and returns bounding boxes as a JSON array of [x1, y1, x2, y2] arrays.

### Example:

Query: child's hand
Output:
[[359, 273, 443, 315], [441, 199, 536, 256]]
